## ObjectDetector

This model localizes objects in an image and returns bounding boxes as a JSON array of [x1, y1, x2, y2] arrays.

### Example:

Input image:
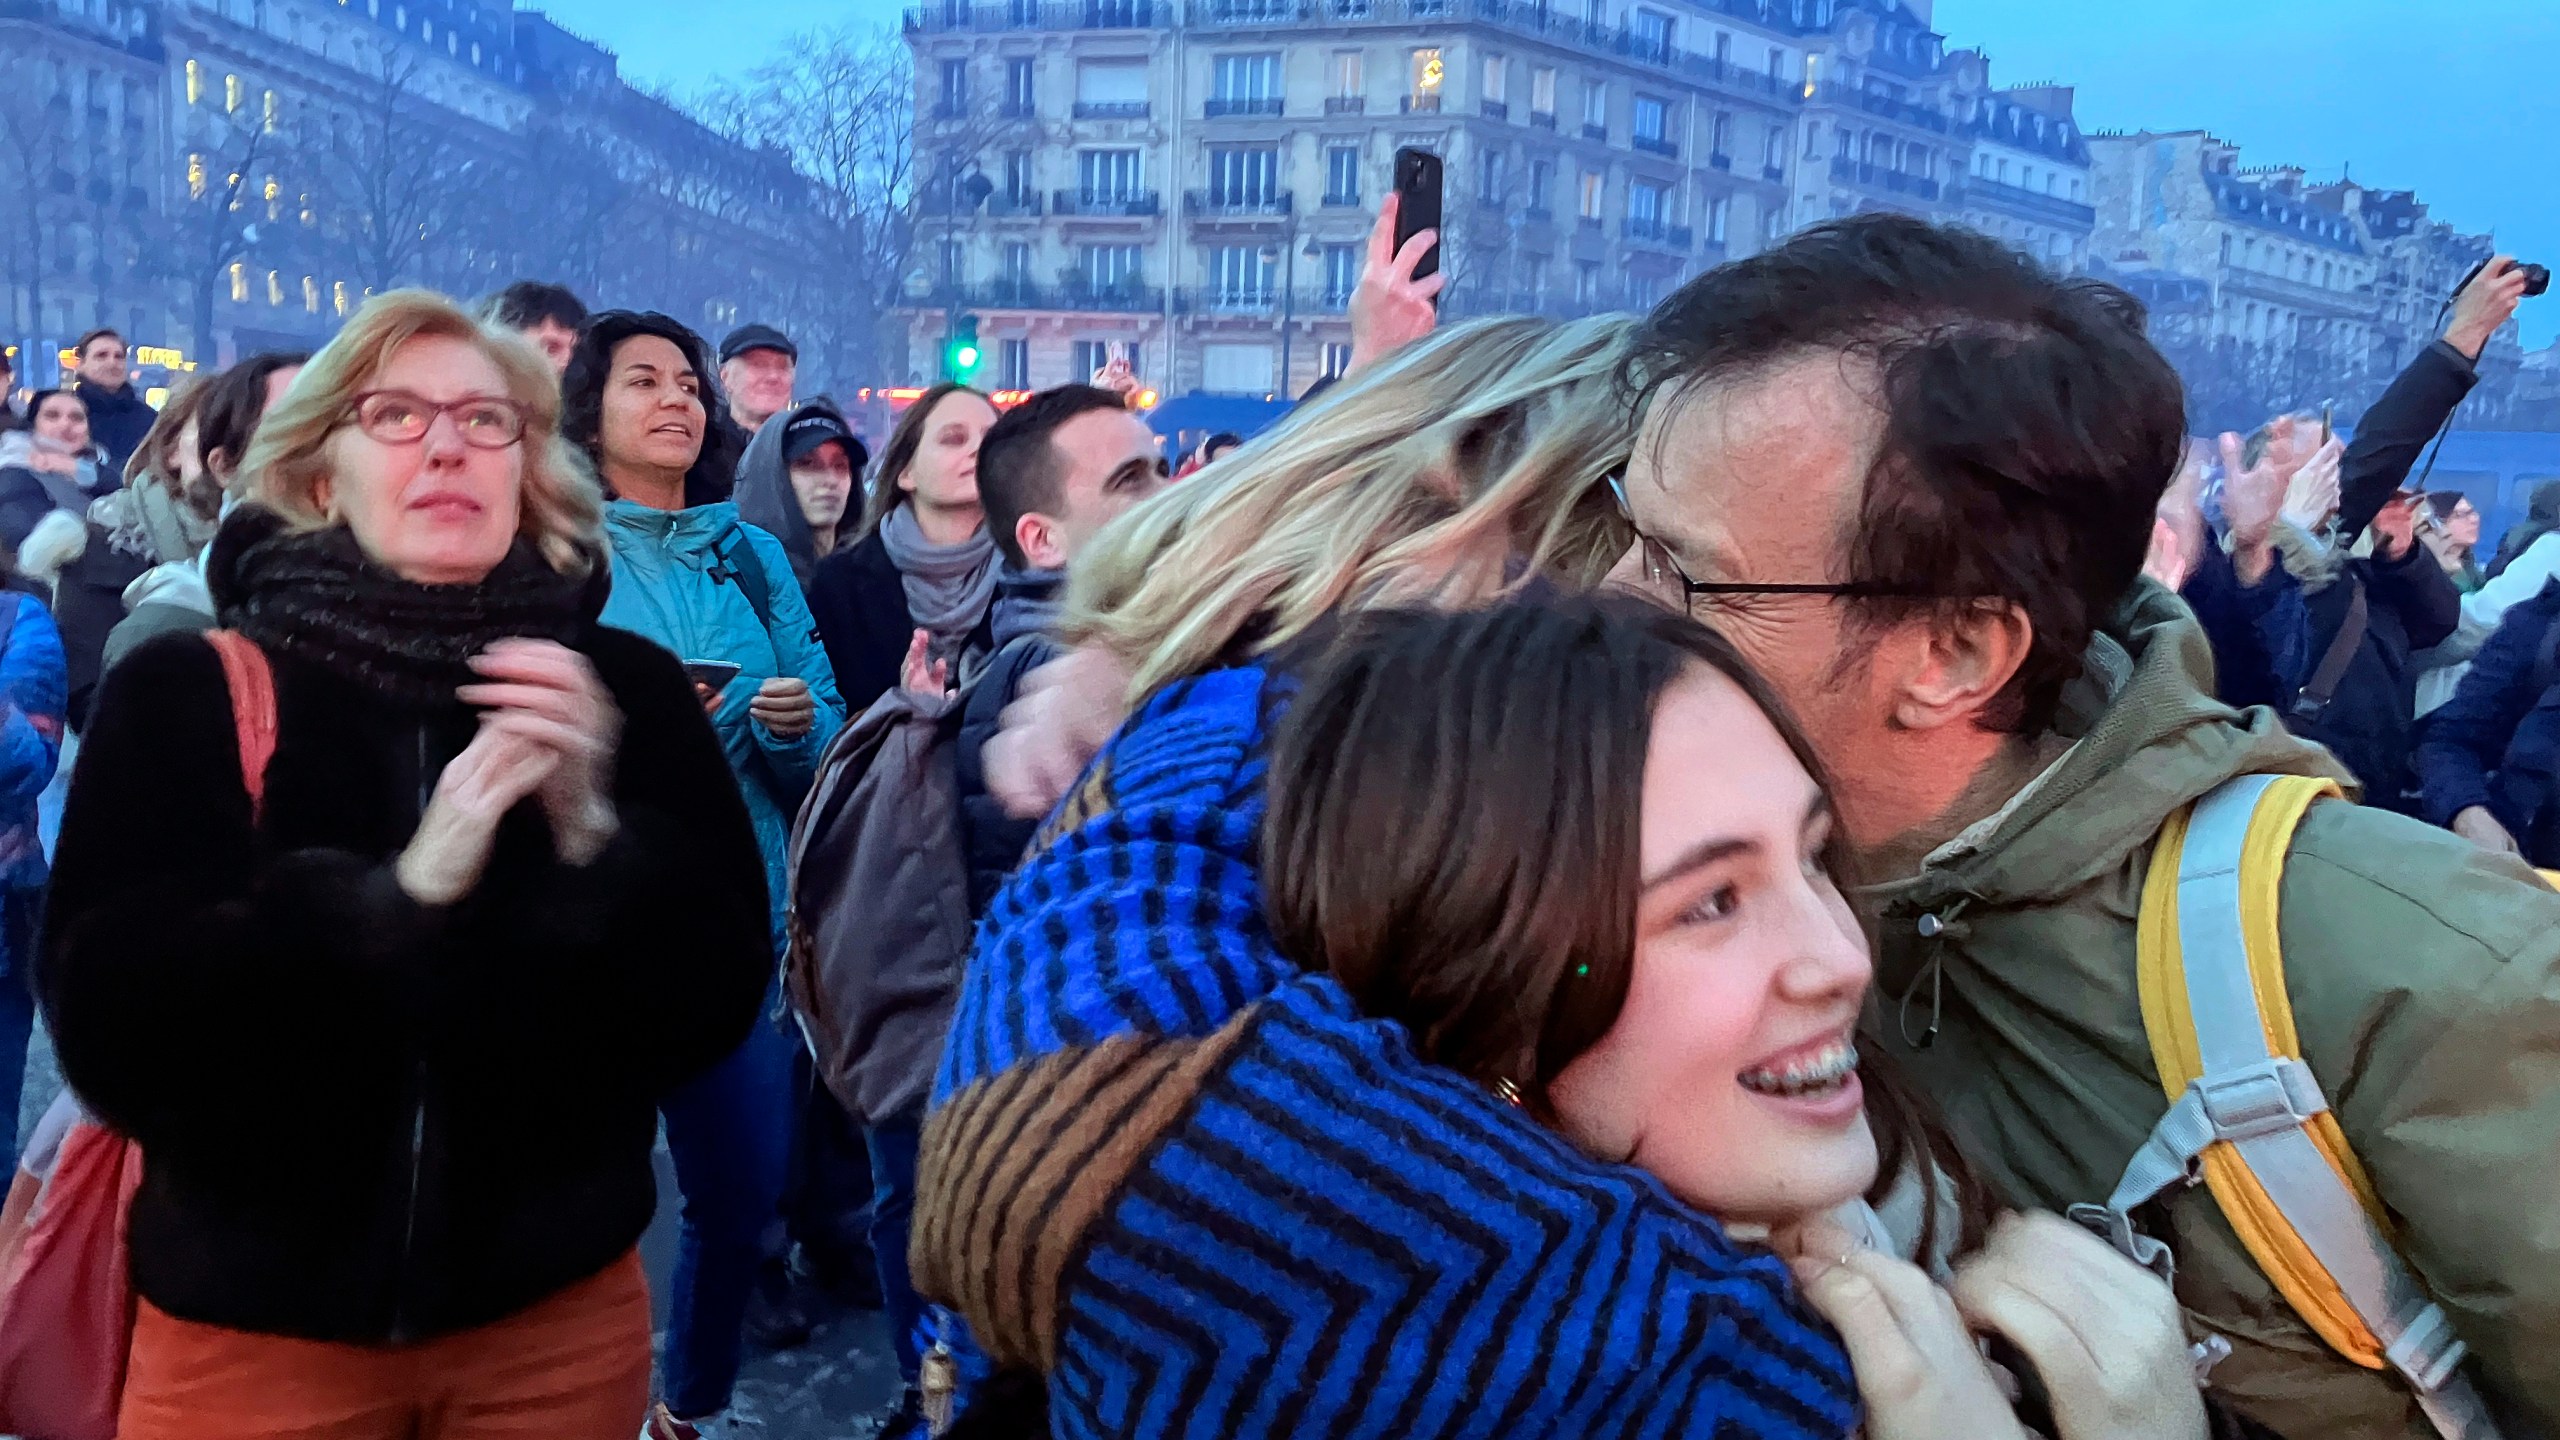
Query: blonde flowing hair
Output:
[[1068, 314, 1639, 697], [238, 289, 604, 574]]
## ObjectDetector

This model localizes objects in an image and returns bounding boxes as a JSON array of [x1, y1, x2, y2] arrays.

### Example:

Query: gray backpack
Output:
[[783, 684, 974, 1127]]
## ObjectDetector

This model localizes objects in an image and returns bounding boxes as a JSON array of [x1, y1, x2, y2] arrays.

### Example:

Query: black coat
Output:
[[37, 622, 771, 1343], [72, 381, 155, 477], [50, 521, 151, 730], [2287, 541, 2461, 807], [806, 529, 994, 717]]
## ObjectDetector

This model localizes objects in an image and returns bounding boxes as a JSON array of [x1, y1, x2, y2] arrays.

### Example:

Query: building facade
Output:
[[1, 0, 799, 386], [2087, 128, 2523, 429], [902, 0, 2109, 397]]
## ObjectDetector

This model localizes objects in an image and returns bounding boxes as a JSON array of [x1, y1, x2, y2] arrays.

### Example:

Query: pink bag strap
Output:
[[201, 630, 278, 818]]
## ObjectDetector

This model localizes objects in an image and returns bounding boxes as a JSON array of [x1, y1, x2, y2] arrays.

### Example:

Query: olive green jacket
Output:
[[1863, 580, 2560, 1440]]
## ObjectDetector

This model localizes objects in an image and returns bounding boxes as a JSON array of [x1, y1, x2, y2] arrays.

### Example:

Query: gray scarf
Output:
[[990, 564, 1066, 649], [94, 481, 220, 566], [878, 502, 998, 658]]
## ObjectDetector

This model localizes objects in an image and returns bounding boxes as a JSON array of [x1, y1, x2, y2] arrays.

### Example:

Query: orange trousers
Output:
[[116, 1250, 652, 1440]]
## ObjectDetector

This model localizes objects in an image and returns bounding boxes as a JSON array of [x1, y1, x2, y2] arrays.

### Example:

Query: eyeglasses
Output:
[[347, 390, 527, 449], [1605, 473, 1934, 615]]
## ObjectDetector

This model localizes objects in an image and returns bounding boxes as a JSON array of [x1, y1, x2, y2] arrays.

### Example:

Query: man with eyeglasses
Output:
[[1611, 215, 2559, 1440]]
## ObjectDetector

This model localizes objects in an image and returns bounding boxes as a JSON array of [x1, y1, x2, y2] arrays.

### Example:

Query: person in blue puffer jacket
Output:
[[0, 579, 64, 1161], [562, 311, 846, 1440]]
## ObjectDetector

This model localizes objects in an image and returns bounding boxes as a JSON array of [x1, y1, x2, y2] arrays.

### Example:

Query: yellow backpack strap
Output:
[[2107, 774, 2506, 1440]]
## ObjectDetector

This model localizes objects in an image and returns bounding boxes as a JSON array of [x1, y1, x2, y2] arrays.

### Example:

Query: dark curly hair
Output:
[[560, 310, 740, 508], [1624, 214, 2188, 736]]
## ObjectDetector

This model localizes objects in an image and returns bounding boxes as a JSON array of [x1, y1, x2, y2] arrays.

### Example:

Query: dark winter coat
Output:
[[37, 621, 771, 1344], [48, 522, 152, 731], [2180, 542, 2310, 711], [2276, 526, 2461, 807], [2415, 578, 2560, 865], [806, 529, 995, 717], [72, 381, 156, 477], [956, 628, 1061, 919]]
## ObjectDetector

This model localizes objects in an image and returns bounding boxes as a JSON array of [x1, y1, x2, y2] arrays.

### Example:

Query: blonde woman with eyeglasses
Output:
[[35, 290, 772, 1440]]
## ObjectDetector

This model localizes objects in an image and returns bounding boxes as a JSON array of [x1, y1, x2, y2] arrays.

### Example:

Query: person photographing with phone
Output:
[[559, 311, 846, 1440]]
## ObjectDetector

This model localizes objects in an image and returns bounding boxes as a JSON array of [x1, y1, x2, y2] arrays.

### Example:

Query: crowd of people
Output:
[[0, 202, 2551, 1440]]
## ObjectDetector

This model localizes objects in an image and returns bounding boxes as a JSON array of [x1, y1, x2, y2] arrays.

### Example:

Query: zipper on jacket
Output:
[[390, 722, 434, 1341]]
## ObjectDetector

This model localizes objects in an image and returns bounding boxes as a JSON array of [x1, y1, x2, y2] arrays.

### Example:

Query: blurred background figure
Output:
[[67, 331, 155, 478], [479, 280, 591, 378]]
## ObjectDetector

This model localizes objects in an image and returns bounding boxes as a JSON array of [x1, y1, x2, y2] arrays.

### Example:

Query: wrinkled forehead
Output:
[[1624, 352, 1884, 582]]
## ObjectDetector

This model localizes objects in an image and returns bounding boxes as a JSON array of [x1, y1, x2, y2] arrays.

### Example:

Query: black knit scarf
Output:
[[210, 506, 602, 708]]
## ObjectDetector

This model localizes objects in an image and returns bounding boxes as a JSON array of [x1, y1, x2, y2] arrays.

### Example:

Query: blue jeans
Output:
[[659, 1005, 796, 1420], [865, 1119, 925, 1384]]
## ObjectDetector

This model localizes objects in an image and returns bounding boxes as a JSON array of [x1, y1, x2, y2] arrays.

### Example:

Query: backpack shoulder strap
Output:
[[2291, 574, 2370, 723], [201, 629, 276, 819], [713, 524, 777, 635], [2112, 774, 2506, 1440]]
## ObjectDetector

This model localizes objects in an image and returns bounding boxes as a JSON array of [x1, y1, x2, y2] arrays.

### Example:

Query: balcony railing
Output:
[[1529, 109, 1556, 130], [1482, 99, 1509, 120], [1811, 82, 1950, 134], [1052, 188, 1163, 216], [1523, 204, 1554, 223], [1581, 121, 1607, 141], [1072, 100, 1151, 120], [1950, 177, 2095, 229], [1326, 95, 1366, 115], [1402, 92, 1442, 113], [1000, 100, 1037, 119], [1708, 150, 1732, 171], [1622, 217, 1692, 248], [1185, 188, 1295, 217], [1173, 288, 1359, 315], [985, 191, 1046, 218], [1205, 97, 1285, 117], [931, 99, 969, 119], [1762, 162, 1785, 183], [1632, 133, 1676, 158], [1828, 156, 1941, 200], [1321, 189, 1362, 207], [907, 0, 1157, 29]]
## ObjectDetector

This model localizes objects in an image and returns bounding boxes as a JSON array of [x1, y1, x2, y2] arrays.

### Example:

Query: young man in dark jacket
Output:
[[956, 385, 1169, 913], [68, 329, 156, 476], [2415, 577, 2560, 864]]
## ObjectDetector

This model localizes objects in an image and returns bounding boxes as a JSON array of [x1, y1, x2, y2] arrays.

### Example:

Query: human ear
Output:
[[1889, 600, 2032, 732], [1018, 513, 1067, 571]]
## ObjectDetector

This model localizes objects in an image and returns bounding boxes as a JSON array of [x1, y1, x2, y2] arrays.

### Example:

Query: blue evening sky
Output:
[[534, 0, 2560, 347]]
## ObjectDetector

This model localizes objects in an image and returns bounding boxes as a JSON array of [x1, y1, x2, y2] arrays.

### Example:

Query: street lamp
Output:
[[1265, 227, 1326, 400]]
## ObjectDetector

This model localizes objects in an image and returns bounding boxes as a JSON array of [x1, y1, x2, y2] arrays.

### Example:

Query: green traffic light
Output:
[[955, 345, 980, 368]]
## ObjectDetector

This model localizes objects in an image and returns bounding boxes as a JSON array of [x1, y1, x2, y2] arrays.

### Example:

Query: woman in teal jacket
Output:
[[563, 311, 845, 1440]]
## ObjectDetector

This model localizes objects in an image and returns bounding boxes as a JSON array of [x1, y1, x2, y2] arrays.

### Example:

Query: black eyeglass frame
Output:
[[1605, 473, 1936, 606]]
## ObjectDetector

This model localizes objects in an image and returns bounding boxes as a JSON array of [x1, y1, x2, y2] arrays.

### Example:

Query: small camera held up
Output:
[[2522, 263, 2552, 298]]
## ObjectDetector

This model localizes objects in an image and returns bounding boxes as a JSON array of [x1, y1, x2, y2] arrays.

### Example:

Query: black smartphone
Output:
[[683, 659, 744, 692], [2319, 398, 2334, 445], [1392, 146, 1444, 297]]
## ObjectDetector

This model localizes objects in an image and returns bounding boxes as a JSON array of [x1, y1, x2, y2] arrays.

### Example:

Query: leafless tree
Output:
[[151, 97, 286, 361], [700, 27, 923, 386], [310, 42, 510, 295]]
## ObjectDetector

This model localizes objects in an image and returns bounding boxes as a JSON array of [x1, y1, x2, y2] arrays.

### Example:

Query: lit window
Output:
[[333, 281, 351, 316], [1411, 48, 1442, 95], [263, 89, 278, 133], [229, 262, 249, 302], [225, 74, 243, 113], [263, 175, 281, 219], [267, 270, 284, 307], [187, 153, 206, 199], [186, 60, 203, 106], [302, 276, 320, 313]]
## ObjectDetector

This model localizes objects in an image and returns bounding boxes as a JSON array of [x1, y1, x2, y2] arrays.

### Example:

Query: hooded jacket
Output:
[[731, 398, 864, 592], [1863, 581, 2560, 1440], [598, 499, 846, 950], [37, 581, 770, 1344], [71, 380, 155, 477]]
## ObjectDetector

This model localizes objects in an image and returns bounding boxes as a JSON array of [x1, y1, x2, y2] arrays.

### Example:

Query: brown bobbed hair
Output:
[[121, 374, 211, 490], [1264, 596, 1990, 1256], [238, 289, 603, 575], [855, 382, 990, 544]]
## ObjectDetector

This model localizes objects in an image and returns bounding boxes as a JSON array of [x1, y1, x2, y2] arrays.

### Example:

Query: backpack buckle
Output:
[[2195, 1058, 2329, 1143], [2068, 1203, 2177, 1287]]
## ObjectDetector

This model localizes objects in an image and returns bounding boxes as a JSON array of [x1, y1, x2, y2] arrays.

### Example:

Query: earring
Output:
[[1490, 1077, 1526, 1109]]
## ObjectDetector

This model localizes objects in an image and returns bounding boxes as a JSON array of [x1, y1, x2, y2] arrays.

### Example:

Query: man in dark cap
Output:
[[719, 323, 798, 440]]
